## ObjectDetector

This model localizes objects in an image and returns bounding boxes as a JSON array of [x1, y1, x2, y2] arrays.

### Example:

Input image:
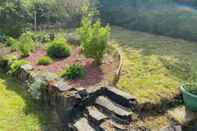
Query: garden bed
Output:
[[24, 45, 120, 88]]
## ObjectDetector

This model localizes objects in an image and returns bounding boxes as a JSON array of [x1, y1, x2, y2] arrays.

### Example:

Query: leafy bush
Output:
[[28, 72, 57, 100], [28, 78, 45, 100], [9, 60, 28, 74], [6, 37, 19, 51], [18, 32, 35, 56], [61, 64, 85, 80], [47, 38, 70, 58], [184, 84, 197, 95], [32, 32, 50, 43], [37, 56, 52, 65], [77, 17, 110, 65]]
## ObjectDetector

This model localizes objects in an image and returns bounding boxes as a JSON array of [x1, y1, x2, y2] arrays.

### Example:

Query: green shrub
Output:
[[77, 17, 110, 65], [61, 64, 85, 80], [6, 37, 19, 51], [47, 38, 70, 58], [18, 32, 35, 56], [184, 84, 197, 95], [9, 60, 28, 74], [37, 56, 52, 65], [28, 72, 57, 100]]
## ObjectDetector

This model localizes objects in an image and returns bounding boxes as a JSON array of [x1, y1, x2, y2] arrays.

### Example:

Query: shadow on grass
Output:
[[0, 71, 62, 131]]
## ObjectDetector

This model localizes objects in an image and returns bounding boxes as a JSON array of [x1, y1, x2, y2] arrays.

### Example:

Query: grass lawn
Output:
[[111, 26, 197, 104], [0, 71, 55, 131]]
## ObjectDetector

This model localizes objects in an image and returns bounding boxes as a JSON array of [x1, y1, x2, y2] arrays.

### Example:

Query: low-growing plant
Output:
[[47, 38, 70, 58], [9, 60, 28, 74], [18, 32, 35, 56], [28, 72, 57, 100], [37, 56, 53, 65], [5, 55, 17, 65], [61, 64, 85, 80]]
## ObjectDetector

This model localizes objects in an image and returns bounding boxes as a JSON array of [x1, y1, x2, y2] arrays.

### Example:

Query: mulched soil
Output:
[[25, 47, 118, 87]]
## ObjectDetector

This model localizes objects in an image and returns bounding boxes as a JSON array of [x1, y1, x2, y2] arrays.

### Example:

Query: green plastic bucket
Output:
[[181, 86, 197, 112]]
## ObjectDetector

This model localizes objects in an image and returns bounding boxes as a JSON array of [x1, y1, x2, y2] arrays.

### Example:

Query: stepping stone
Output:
[[95, 96, 133, 122], [86, 106, 108, 124], [50, 79, 73, 92], [160, 125, 182, 131], [73, 118, 96, 131], [168, 106, 197, 124], [105, 87, 137, 108]]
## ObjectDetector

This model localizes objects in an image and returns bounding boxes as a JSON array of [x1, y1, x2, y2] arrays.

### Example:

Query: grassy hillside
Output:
[[111, 26, 197, 103], [0, 71, 54, 131]]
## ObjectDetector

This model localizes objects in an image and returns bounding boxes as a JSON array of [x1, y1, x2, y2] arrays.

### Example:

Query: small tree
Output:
[[77, 5, 110, 65]]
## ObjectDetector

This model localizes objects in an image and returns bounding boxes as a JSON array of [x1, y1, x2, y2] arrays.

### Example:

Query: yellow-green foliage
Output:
[[0, 71, 51, 131], [111, 26, 197, 103], [77, 16, 110, 65], [18, 32, 35, 56], [37, 56, 53, 65]]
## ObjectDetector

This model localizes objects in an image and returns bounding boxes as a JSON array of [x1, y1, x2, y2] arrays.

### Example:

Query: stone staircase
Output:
[[69, 87, 143, 131]]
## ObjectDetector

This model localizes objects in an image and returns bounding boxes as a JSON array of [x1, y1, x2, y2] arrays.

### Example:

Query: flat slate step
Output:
[[105, 87, 137, 109], [160, 126, 182, 131], [86, 106, 108, 124], [95, 96, 133, 123], [73, 118, 96, 131]]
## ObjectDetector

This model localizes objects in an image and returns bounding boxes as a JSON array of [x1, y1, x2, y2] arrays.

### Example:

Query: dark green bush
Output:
[[47, 39, 70, 58], [61, 64, 85, 80], [9, 60, 28, 75], [37, 56, 53, 65]]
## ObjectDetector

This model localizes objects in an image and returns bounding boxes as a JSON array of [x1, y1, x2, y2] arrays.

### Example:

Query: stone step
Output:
[[104, 87, 137, 110], [160, 125, 182, 131], [95, 96, 133, 124], [73, 117, 96, 131], [86, 106, 108, 125]]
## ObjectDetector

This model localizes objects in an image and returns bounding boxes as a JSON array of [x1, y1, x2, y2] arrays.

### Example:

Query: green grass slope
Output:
[[0, 71, 52, 131], [111, 26, 197, 103]]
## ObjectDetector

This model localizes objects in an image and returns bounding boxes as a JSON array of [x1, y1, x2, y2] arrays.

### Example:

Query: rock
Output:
[[168, 106, 197, 124], [160, 125, 182, 131], [21, 64, 33, 71], [49, 79, 73, 92], [73, 118, 96, 131], [105, 87, 138, 109], [95, 96, 133, 123], [86, 106, 108, 124], [16, 64, 33, 81]]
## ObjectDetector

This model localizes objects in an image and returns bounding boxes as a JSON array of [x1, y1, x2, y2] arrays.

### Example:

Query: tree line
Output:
[[0, 0, 87, 38]]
